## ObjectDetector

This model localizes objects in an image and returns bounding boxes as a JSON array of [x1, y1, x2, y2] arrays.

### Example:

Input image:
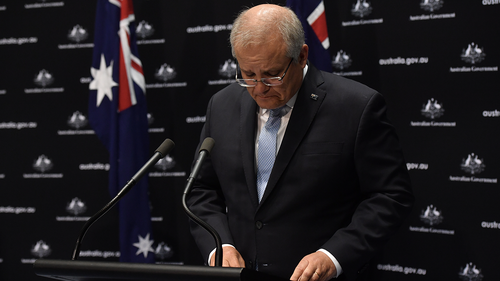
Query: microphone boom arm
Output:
[[71, 138, 175, 260], [181, 138, 223, 267]]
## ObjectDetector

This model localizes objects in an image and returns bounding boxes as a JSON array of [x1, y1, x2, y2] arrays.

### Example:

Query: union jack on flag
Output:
[[88, 0, 154, 263], [287, 0, 332, 72]]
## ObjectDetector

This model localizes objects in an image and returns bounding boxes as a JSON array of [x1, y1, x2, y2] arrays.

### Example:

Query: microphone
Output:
[[186, 137, 215, 191], [181, 138, 223, 267], [71, 138, 175, 260]]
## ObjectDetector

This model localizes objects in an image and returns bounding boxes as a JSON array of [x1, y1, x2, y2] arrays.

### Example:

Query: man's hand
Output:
[[290, 252, 337, 281], [210, 246, 246, 267]]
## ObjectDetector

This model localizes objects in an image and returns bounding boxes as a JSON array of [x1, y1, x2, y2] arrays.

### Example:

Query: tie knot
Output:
[[269, 105, 289, 118]]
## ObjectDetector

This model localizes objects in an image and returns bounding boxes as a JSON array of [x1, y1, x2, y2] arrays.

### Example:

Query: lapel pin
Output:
[[310, 93, 318, 101]]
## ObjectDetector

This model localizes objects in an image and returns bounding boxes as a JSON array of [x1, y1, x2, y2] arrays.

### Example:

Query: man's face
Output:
[[235, 42, 308, 109]]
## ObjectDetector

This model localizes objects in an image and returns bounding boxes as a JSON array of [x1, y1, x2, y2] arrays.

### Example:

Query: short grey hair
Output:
[[230, 5, 305, 63]]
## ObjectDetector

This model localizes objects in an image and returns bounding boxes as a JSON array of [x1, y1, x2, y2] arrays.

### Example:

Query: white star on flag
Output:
[[89, 54, 118, 107], [132, 233, 154, 258]]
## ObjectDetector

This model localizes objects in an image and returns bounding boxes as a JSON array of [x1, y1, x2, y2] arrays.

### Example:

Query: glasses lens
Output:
[[236, 79, 257, 87], [236, 78, 283, 87], [262, 77, 283, 86]]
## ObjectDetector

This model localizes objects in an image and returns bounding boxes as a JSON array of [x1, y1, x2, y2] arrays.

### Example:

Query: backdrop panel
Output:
[[0, 0, 498, 280]]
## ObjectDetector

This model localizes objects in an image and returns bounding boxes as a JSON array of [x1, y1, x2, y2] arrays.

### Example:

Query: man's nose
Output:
[[253, 80, 270, 94]]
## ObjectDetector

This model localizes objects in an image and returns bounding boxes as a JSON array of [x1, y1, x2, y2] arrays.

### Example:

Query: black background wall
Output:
[[0, 0, 499, 280]]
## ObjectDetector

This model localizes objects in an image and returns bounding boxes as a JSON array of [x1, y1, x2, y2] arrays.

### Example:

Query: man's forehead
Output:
[[235, 44, 287, 68], [238, 61, 285, 73]]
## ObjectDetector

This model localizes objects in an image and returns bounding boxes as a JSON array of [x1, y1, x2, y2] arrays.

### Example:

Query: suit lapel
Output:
[[259, 64, 326, 205], [239, 92, 260, 207]]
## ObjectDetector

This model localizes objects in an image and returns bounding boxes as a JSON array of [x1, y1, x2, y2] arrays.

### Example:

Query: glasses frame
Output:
[[235, 58, 293, 87]]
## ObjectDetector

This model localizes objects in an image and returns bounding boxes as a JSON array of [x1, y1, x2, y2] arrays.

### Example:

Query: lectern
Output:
[[34, 259, 288, 281]]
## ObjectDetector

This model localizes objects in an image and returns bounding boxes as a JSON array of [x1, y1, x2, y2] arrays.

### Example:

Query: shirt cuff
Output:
[[208, 244, 235, 265], [317, 249, 343, 278]]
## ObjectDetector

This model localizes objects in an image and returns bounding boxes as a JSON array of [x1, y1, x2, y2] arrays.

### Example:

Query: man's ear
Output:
[[299, 44, 309, 67]]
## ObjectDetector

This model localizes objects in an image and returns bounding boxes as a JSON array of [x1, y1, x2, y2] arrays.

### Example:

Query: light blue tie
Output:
[[256, 106, 288, 202]]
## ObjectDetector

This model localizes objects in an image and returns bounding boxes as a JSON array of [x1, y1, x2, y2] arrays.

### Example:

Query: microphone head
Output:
[[199, 137, 215, 154], [155, 138, 175, 157]]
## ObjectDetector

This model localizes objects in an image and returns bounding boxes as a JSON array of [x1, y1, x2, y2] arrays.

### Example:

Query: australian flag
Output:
[[287, 0, 332, 72], [88, 0, 154, 263]]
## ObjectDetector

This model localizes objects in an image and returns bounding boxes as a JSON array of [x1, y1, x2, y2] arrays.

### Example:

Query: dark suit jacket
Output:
[[187, 64, 413, 280]]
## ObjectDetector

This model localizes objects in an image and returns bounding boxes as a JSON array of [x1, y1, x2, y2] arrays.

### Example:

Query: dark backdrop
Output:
[[0, 0, 499, 280]]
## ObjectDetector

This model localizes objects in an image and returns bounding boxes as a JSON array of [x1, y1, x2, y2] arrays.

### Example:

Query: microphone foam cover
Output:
[[156, 138, 175, 157], [200, 137, 215, 154]]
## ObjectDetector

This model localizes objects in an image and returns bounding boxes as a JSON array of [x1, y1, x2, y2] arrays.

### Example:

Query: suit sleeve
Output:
[[323, 92, 414, 278]]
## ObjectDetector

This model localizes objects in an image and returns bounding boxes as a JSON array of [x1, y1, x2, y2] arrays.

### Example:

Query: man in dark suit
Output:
[[187, 4, 413, 281]]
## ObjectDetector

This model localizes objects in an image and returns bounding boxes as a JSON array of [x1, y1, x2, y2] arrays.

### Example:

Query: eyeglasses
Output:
[[235, 58, 293, 87]]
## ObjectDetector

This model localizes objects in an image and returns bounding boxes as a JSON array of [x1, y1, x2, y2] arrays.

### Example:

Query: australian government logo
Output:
[[461, 43, 485, 64], [25, 69, 64, 94], [409, 205, 455, 235], [58, 24, 93, 49], [420, 0, 443, 11], [459, 263, 483, 281], [410, 0, 456, 21], [21, 240, 52, 264], [343, 0, 383, 26], [137, 20, 154, 39], [56, 197, 90, 221], [411, 98, 456, 127], [31, 240, 52, 257], [461, 153, 485, 174], [136, 20, 165, 45], [23, 155, 63, 179], [450, 43, 498, 73], [420, 204, 443, 225], [351, 0, 372, 18], [147, 112, 165, 133], [146, 63, 187, 89], [421, 98, 444, 119], [149, 155, 185, 178], [332, 50, 362, 77], [57, 111, 95, 135], [155, 241, 175, 262], [449, 153, 497, 184], [208, 59, 237, 85]]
